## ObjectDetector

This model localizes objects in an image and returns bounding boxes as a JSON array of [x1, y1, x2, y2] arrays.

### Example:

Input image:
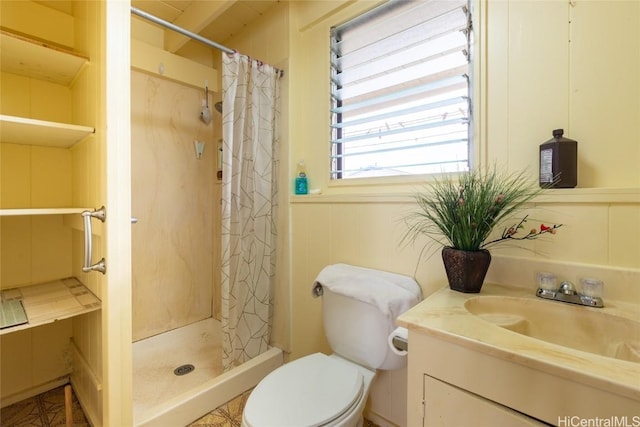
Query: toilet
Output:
[[242, 264, 421, 427]]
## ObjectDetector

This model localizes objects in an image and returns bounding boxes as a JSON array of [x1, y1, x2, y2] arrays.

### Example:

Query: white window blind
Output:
[[330, 0, 472, 179]]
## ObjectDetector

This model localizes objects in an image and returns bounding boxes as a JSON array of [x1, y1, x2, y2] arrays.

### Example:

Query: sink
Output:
[[464, 296, 640, 363]]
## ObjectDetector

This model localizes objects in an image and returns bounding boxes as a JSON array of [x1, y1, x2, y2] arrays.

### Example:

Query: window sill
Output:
[[290, 187, 640, 204]]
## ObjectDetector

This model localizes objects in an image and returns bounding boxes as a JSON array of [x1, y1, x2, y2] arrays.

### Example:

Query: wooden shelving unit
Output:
[[0, 29, 101, 336]]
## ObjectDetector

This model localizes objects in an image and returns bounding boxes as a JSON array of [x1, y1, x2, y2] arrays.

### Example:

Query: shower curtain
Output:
[[221, 52, 281, 370]]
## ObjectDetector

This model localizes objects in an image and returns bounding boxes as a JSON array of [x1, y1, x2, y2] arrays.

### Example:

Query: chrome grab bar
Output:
[[82, 207, 106, 274]]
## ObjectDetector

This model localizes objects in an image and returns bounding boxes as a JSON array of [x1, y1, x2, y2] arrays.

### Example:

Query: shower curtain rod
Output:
[[131, 7, 284, 77], [131, 6, 235, 54]]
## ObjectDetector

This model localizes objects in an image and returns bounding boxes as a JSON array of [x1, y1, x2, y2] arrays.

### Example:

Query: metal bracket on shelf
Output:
[[81, 206, 106, 274]]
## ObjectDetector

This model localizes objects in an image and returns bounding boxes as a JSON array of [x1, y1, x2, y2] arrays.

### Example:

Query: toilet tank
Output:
[[322, 287, 411, 371]]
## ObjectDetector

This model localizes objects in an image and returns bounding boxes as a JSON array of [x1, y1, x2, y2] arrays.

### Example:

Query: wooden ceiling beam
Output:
[[164, 0, 236, 53]]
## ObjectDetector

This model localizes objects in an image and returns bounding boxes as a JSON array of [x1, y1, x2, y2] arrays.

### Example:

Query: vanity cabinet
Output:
[[406, 327, 639, 427], [422, 375, 545, 426], [407, 331, 547, 427]]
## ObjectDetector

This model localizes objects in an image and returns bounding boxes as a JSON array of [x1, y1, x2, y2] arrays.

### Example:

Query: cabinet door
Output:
[[423, 375, 547, 427]]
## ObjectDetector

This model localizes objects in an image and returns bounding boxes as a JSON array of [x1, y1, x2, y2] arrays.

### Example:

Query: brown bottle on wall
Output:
[[539, 129, 577, 188]]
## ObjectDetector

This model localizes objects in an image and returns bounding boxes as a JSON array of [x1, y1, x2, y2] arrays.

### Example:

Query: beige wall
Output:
[[485, 1, 639, 187], [130, 70, 217, 341]]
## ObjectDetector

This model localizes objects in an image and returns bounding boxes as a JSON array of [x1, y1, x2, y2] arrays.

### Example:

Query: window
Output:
[[330, 0, 473, 179]]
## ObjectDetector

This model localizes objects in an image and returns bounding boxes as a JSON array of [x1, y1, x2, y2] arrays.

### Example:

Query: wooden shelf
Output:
[[0, 208, 104, 239], [0, 29, 89, 86], [0, 208, 92, 216], [0, 277, 101, 335], [0, 115, 94, 148], [0, 208, 103, 236]]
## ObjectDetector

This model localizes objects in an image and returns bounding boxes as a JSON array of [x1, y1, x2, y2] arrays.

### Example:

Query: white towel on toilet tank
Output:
[[312, 263, 422, 319]]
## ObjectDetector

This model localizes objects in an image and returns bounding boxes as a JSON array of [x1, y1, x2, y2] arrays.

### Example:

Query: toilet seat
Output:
[[243, 353, 364, 427]]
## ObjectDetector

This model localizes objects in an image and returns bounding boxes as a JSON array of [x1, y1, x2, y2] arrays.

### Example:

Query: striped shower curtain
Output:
[[220, 52, 281, 370]]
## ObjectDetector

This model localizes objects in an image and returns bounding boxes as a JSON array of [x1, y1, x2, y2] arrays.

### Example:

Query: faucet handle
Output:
[[558, 281, 577, 295]]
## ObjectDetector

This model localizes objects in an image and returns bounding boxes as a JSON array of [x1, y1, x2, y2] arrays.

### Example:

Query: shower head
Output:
[[200, 85, 212, 125], [200, 105, 212, 124], [214, 101, 223, 114]]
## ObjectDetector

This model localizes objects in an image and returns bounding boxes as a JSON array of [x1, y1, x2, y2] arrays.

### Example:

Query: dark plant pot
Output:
[[441, 247, 492, 293]]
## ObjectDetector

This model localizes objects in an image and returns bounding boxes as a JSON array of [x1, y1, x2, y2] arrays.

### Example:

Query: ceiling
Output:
[[33, 0, 280, 54], [131, 0, 281, 53]]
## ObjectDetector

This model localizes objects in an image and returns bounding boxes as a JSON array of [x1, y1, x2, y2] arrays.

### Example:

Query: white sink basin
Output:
[[464, 296, 640, 363]]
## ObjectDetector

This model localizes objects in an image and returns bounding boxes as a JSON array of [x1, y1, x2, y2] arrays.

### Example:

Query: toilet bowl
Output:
[[241, 264, 421, 427], [242, 353, 375, 427]]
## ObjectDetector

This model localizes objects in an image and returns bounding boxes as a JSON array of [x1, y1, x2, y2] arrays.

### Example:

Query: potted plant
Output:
[[403, 167, 561, 293]]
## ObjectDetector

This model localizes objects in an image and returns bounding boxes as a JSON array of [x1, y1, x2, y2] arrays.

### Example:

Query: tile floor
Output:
[[188, 389, 381, 427], [2, 385, 381, 427], [0, 385, 88, 427], [188, 389, 252, 426]]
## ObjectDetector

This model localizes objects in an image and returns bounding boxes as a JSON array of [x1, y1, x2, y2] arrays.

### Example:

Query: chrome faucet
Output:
[[536, 280, 604, 308]]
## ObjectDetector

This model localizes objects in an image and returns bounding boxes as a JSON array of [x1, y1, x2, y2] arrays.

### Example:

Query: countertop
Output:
[[397, 283, 640, 401]]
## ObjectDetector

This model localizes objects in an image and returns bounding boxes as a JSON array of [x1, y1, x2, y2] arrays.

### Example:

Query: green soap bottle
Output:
[[295, 160, 308, 195]]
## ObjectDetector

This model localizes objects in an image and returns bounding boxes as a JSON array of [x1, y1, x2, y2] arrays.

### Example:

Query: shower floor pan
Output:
[[133, 317, 282, 426]]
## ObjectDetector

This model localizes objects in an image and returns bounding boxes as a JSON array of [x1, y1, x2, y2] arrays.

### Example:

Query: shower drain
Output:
[[173, 364, 195, 376]]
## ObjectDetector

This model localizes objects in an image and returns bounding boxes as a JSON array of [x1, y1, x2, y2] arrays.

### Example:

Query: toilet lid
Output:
[[244, 353, 364, 427]]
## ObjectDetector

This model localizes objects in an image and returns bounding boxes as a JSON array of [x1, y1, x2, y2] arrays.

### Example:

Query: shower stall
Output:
[[130, 65, 282, 427], [129, 10, 283, 425]]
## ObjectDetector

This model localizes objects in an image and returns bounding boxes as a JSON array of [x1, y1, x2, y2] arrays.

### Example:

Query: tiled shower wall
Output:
[[131, 70, 219, 341]]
